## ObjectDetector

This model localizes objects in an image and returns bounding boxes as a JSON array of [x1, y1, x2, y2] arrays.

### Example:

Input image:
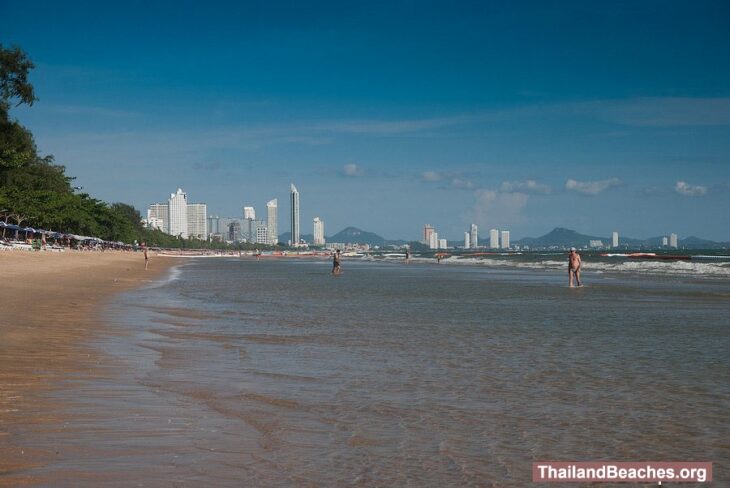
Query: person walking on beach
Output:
[[142, 242, 149, 270], [332, 249, 342, 275], [405, 248, 410, 264], [568, 248, 582, 287]]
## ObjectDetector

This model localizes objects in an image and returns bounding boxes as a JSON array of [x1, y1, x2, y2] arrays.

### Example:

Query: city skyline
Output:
[[2, 2, 729, 240]]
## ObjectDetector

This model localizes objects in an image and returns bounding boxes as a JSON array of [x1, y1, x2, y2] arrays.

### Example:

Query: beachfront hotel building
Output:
[[429, 231, 438, 249], [501, 230, 510, 249], [168, 188, 188, 238], [612, 231, 619, 248], [256, 221, 269, 244], [470, 224, 478, 248], [290, 184, 300, 245], [267, 199, 278, 245], [464, 231, 470, 249], [490, 228, 499, 249], [662, 236, 669, 246], [670, 233, 678, 248], [424, 224, 434, 243], [147, 203, 168, 232], [313, 217, 325, 246], [243, 206, 255, 220], [187, 203, 208, 240]]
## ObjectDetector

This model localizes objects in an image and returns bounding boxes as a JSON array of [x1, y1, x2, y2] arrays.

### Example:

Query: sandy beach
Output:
[[0, 251, 171, 486]]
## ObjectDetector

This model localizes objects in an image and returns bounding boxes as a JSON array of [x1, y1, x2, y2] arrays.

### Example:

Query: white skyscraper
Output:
[[501, 230, 510, 249], [267, 199, 278, 245], [669, 233, 678, 248], [313, 217, 325, 245], [243, 206, 255, 220], [429, 231, 438, 249], [438, 238, 447, 249], [168, 188, 188, 238], [489, 228, 499, 249], [147, 203, 168, 232], [187, 203, 208, 240], [612, 231, 619, 248], [662, 236, 669, 247], [464, 231, 470, 249], [290, 184, 300, 244], [470, 224, 478, 248]]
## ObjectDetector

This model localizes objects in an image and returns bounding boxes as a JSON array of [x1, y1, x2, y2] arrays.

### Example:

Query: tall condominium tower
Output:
[[464, 231, 470, 249], [612, 231, 619, 248], [187, 203, 208, 240], [424, 224, 434, 243], [501, 230, 510, 249], [669, 233, 678, 248], [290, 184, 300, 244], [313, 217, 325, 245], [470, 224, 478, 248], [267, 199, 278, 245], [243, 206, 255, 220], [168, 188, 188, 238], [147, 203, 169, 232], [489, 228, 499, 249], [256, 221, 269, 244]]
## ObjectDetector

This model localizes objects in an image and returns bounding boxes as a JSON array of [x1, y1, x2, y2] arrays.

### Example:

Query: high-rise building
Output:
[[147, 203, 168, 232], [256, 221, 269, 244], [290, 184, 300, 244], [207, 215, 220, 236], [243, 206, 255, 220], [438, 238, 447, 249], [501, 230, 510, 249], [187, 203, 207, 240], [612, 231, 619, 248], [662, 236, 669, 247], [267, 199, 278, 245], [670, 233, 678, 248], [464, 231, 470, 249], [228, 220, 241, 242], [489, 228, 499, 249], [313, 217, 325, 246], [168, 188, 188, 238], [429, 231, 438, 249], [424, 224, 434, 243], [242, 217, 256, 243], [470, 224, 478, 248]]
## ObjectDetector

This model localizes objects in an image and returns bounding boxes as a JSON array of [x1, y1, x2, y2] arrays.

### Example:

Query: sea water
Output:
[[38, 258, 730, 486]]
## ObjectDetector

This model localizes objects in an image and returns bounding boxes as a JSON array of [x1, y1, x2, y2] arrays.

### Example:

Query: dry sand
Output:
[[0, 251, 172, 485]]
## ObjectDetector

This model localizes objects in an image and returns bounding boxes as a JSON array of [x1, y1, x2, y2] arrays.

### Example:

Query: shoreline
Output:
[[0, 251, 173, 485]]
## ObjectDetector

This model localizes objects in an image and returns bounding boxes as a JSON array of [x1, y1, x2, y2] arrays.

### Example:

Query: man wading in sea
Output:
[[568, 247, 582, 287], [331, 249, 342, 275]]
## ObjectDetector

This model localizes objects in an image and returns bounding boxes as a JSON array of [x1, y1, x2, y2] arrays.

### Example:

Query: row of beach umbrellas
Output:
[[0, 221, 126, 246]]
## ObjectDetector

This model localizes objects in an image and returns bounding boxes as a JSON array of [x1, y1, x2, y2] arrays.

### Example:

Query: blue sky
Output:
[[2, 0, 729, 240]]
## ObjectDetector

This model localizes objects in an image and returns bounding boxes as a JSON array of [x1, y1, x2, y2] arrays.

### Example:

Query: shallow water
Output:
[[37, 259, 730, 486]]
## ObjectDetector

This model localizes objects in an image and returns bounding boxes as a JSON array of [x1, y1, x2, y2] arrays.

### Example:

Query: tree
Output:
[[0, 45, 38, 169]]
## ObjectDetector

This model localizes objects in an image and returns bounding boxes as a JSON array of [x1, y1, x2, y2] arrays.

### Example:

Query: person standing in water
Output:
[[332, 249, 342, 275], [568, 248, 582, 287], [405, 248, 410, 264]]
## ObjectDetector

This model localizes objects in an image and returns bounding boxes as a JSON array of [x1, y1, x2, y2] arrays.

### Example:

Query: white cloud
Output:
[[565, 177, 622, 195], [450, 177, 475, 190], [471, 189, 529, 228], [421, 171, 442, 182], [342, 163, 364, 177], [499, 179, 551, 194], [675, 180, 707, 197]]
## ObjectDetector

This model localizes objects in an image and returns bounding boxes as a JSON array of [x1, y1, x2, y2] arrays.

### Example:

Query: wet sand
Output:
[[0, 251, 171, 486]]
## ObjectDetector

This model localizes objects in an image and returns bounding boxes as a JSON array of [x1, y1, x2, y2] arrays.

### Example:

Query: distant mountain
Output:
[[514, 227, 605, 248], [328, 227, 386, 246], [514, 227, 729, 249], [278, 226, 399, 246]]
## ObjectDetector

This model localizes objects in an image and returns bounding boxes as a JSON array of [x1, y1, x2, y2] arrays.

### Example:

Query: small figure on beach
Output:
[[255, 248, 261, 261], [142, 242, 149, 270], [405, 248, 410, 264], [332, 249, 342, 275], [568, 248, 581, 287]]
